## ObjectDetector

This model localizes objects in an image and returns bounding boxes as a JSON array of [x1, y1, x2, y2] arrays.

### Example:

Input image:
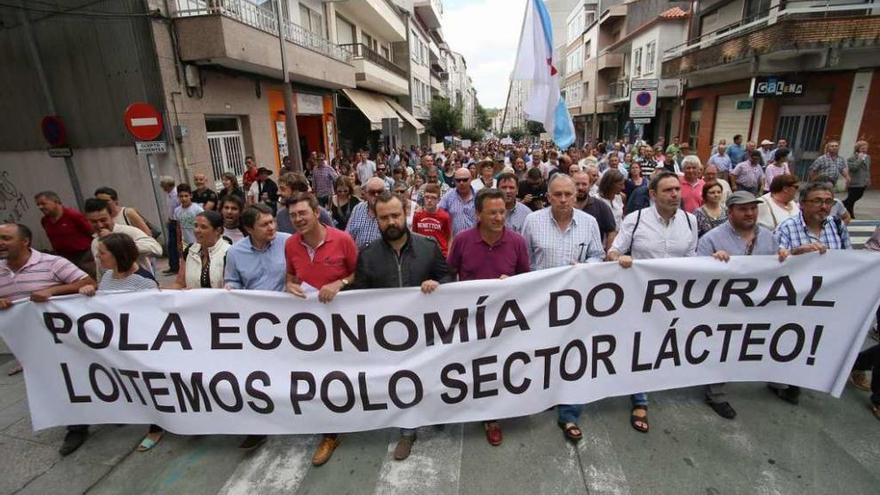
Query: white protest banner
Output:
[[2, 253, 879, 434], [431, 142, 445, 153]]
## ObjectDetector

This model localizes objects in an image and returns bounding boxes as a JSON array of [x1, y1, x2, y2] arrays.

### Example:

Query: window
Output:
[[633, 47, 642, 77], [567, 14, 585, 43], [299, 4, 325, 37], [566, 46, 583, 75], [382, 45, 391, 60], [410, 30, 420, 61], [336, 15, 355, 45], [645, 42, 656, 74], [584, 40, 592, 60], [363, 32, 376, 51]]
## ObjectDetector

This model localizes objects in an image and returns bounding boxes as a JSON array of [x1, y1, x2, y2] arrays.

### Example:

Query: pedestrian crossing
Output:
[[848, 220, 879, 249]]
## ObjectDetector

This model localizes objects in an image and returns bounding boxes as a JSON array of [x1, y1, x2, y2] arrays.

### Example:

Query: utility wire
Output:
[[0, 1, 161, 18]]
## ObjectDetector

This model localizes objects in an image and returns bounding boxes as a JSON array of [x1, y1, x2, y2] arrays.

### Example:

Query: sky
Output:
[[442, 0, 527, 110]]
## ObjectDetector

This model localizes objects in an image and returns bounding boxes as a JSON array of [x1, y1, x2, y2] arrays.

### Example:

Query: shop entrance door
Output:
[[776, 104, 829, 179]]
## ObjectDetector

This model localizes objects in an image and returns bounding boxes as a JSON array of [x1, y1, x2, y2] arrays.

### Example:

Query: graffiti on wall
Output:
[[0, 172, 30, 224]]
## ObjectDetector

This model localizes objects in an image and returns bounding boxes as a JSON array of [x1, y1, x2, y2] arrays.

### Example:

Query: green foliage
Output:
[[475, 103, 491, 130], [508, 128, 525, 142], [427, 98, 462, 138], [459, 128, 483, 142], [526, 120, 546, 136]]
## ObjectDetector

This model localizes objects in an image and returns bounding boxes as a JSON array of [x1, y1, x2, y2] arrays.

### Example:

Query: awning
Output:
[[385, 98, 426, 134], [341, 89, 400, 131]]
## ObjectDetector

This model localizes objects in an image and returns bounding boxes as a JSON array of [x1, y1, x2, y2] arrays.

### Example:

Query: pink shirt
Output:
[[0, 249, 87, 301], [680, 178, 705, 213]]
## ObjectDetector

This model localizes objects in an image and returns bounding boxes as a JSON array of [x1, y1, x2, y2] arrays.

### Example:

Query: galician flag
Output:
[[511, 0, 575, 148]]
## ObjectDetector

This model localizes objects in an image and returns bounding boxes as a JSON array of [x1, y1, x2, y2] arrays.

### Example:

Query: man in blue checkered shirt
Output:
[[770, 181, 850, 404]]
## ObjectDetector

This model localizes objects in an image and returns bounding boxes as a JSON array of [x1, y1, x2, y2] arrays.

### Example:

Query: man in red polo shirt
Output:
[[35, 191, 95, 276], [284, 192, 357, 467], [412, 183, 452, 256], [446, 188, 530, 446]]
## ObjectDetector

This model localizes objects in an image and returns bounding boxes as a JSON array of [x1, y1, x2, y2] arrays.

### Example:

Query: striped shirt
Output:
[[345, 201, 382, 249], [0, 249, 88, 301], [312, 164, 339, 198], [774, 212, 850, 250], [438, 188, 477, 236], [97, 268, 158, 292], [521, 208, 605, 270], [505, 201, 532, 234]]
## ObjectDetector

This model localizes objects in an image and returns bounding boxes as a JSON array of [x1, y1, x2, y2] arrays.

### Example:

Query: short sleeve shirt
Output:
[[447, 227, 530, 280], [285, 227, 357, 288], [0, 250, 87, 300]]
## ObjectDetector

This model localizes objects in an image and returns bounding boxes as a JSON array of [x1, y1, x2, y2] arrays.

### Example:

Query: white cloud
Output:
[[443, 0, 526, 109]]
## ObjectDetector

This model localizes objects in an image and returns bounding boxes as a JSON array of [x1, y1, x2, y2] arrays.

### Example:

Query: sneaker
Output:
[[311, 436, 340, 466], [59, 428, 88, 456], [768, 384, 800, 405], [393, 434, 415, 461], [238, 435, 267, 450], [850, 370, 871, 391], [707, 401, 737, 420]]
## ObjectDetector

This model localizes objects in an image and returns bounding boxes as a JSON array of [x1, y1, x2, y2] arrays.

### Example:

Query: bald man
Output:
[[192, 173, 218, 210], [438, 167, 477, 236], [345, 177, 386, 249]]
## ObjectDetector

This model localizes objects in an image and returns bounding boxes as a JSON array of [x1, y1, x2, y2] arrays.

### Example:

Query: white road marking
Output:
[[374, 425, 463, 495], [218, 436, 316, 495]]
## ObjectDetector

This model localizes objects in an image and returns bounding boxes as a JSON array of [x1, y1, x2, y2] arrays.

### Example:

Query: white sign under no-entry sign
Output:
[[135, 141, 167, 155]]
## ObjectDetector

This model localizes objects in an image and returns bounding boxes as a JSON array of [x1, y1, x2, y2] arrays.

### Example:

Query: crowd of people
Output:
[[1, 134, 877, 466]]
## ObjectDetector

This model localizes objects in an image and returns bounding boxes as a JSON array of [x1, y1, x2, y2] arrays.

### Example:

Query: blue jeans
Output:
[[166, 220, 179, 271], [558, 393, 648, 424]]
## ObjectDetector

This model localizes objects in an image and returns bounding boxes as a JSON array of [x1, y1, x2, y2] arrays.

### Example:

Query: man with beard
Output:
[[350, 192, 450, 461], [521, 175, 604, 443], [496, 172, 531, 234], [284, 193, 357, 466], [697, 191, 789, 419], [572, 171, 616, 251]]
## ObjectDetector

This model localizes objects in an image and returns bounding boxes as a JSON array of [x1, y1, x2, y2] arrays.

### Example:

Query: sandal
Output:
[[557, 421, 583, 442], [630, 405, 649, 433], [136, 431, 164, 452], [7, 362, 22, 376]]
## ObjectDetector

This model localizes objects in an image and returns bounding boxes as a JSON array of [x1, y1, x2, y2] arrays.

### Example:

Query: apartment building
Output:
[[561, 0, 599, 146], [663, 0, 880, 183]]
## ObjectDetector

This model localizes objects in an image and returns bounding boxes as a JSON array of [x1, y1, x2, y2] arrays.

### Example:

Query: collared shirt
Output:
[[809, 154, 846, 182], [521, 208, 605, 270], [165, 187, 179, 219], [757, 193, 799, 231], [345, 201, 381, 249], [312, 164, 339, 198], [41, 207, 93, 256], [471, 177, 497, 192], [731, 161, 765, 190], [224, 232, 291, 290], [679, 178, 705, 213], [708, 153, 732, 173], [0, 249, 87, 301], [438, 187, 477, 236], [505, 201, 531, 234], [91, 224, 163, 282], [356, 160, 376, 185], [611, 207, 698, 259], [727, 143, 746, 164], [285, 227, 357, 289], [774, 212, 850, 250], [760, 148, 775, 166], [697, 222, 778, 256], [448, 226, 530, 280]]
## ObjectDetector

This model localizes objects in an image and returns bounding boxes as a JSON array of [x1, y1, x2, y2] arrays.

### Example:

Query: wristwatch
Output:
[[340, 278, 350, 288]]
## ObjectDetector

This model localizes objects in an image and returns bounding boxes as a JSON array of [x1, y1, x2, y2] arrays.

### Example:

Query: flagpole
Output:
[[501, 0, 532, 135]]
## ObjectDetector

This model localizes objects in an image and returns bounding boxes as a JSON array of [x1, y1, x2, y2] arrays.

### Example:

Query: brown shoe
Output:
[[311, 435, 340, 466], [393, 435, 415, 461], [851, 371, 871, 391]]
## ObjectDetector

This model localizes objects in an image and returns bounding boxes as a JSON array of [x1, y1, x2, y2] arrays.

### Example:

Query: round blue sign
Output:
[[636, 92, 652, 106]]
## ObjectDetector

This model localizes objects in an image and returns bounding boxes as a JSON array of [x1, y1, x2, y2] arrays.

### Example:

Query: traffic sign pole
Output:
[[123, 102, 170, 242]]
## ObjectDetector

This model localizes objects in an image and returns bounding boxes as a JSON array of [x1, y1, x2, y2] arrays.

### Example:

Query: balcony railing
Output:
[[663, 0, 878, 60], [171, 0, 352, 63], [338, 43, 407, 78], [608, 80, 629, 101]]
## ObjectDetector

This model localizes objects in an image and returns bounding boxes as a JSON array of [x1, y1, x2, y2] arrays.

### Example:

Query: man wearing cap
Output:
[[696, 191, 789, 419], [759, 139, 776, 167], [730, 150, 766, 195], [248, 167, 279, 215]]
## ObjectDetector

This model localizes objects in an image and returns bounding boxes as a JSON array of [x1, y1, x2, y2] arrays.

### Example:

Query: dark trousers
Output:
[[166, 220, 179, 271], [843, 187, 866, 218], [853, 343, 880, 406]]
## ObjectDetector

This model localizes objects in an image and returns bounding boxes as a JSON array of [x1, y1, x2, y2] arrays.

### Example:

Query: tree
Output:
[[526, 120, 546, 137], [459, 128, 483, 142], [427, 97, 462, 139], [475, 103, 491, 131], [508, 128, 525, 142]]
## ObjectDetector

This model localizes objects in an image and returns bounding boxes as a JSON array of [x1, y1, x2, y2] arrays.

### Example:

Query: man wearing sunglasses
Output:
[[345, 177, 387, 249], [438, 168, 478, 237]]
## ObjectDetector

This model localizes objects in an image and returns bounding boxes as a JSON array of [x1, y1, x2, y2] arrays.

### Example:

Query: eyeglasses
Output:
[[366, 189, 384, 195], [377, 168, 387, 171], [455, 178, 470, 183], [805, 198, 835, 206]]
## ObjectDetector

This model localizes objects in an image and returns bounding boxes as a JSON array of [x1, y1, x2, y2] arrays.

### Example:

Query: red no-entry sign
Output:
[[124, 102, 163, 141]]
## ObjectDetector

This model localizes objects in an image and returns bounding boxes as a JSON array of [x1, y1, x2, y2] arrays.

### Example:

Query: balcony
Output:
[[596, 52, 623, 71], [414, 0, 443, 30], [607, 79, 630, 103], [171, 0, 355, 89], [333, 0, 407, 42], [599, 4, 627, 25], [339, 43, 410, 95], [662, 0, 880, 81]]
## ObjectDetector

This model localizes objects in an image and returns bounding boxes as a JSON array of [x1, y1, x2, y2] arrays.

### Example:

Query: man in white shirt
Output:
[[83, 198, 162, 282], [355, 150, 376, 186], [607, 171, 698, 435]]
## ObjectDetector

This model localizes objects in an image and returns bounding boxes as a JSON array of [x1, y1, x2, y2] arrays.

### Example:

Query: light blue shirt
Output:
[[697, 222, 778, 256], [224, 233, 291, 291]]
